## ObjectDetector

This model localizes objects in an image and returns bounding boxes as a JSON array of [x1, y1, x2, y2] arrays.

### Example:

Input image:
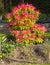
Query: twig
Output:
[[5, 57, 41, 64]]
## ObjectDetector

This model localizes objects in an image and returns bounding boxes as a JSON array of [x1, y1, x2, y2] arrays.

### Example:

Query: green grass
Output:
[[16, 63, 50, 65]]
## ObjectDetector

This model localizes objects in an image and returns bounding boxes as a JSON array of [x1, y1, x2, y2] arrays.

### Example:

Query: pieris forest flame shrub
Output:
[[5, 3, 47, 45]]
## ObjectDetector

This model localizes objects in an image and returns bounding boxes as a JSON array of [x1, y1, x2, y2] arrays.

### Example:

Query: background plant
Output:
[[0, 33, 17, 58]]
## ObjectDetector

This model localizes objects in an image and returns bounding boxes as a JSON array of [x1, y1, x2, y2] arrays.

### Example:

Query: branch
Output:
[[4, 57, 41, 64]]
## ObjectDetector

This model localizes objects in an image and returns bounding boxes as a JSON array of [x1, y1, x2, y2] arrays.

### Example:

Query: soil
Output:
[[0, 44, 50, 65]]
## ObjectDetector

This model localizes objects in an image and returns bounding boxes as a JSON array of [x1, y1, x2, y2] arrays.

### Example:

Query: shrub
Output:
[[5, 3, 47, 45]]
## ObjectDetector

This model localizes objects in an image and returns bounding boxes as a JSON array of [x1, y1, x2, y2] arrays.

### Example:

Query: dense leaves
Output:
[[0, 33, 17, 58], [5, 3, 47, 45]]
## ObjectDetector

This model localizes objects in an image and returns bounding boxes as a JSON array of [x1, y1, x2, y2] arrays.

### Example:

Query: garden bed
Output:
[[0, 18, 50, 65], [0, 43, 50, 65]]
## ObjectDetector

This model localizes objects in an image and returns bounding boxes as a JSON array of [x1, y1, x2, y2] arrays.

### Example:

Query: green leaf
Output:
[[0, 53, 3, 58], [44, 32, 50, 38], [36, 38, 43, 43], [0, 33, 7, 43]]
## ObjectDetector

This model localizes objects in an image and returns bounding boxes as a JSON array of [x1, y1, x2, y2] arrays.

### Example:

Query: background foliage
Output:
[[0, 0, 50, 14]]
